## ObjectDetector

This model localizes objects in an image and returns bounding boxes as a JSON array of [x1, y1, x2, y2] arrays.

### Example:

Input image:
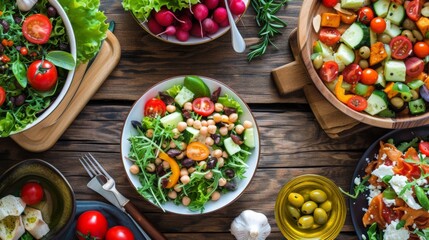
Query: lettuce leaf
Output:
[[122, 0, 199, 21], [58, 0, 109, 64]]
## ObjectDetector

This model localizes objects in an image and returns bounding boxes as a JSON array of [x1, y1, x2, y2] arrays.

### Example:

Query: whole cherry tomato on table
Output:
[[106, 226, 135, 240], [76, 210, 109, 240], [357, 7, 374, 25], [27, 59, 58, 91], [20, 181, 44, 205], [144, 98, 166, 118]]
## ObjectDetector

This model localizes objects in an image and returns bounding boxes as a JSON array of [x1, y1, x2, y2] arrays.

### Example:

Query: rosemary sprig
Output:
[[247, 0, 289, 61]]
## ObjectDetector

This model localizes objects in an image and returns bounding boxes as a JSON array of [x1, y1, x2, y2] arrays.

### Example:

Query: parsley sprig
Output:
[[247, 0, 289, 61]]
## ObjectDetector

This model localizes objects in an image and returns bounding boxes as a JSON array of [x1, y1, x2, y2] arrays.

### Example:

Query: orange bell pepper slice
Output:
[[158, 151, 180, 189], [334, 75, 353, 104]]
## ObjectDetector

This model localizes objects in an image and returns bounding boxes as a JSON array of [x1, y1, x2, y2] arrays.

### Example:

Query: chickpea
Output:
[[201, 120, 208, 127], [358, 59, 369, 70], [391, 97, 404, 109], [221, 114, 229, 123], [146, 129, 154, 138], [166, 104, 176, 113], [198, 161, 207, 168], [217, 157, 225, 168], [183, 102, 192, 111], [312, 54, 323, 70], [174, 184, 182, 192], [155, 158, 162, 165], [219, 126, 229, 136], [129, 164, 140, 175], [199, 126, 208, 136], [211, 191, 221, 201], [204, 171, 213, 179], [169, 140, 176, 148], [218, 177, 227, 187], [235, 124, 245, 134], [208, 125, 217, 134], [186, 118, 194, 126], [193, 120, 202, 130], [229, 113, 238, 123], [358, 46, 370, 59], [180, 168, 188, 176], [215, 103, 223, 112], [179, 142, 187, 150], [212, 149, 223, 158], [188, 167, 196, 174], [168, 191, 177, 199], [222, 151, 228, 158], [207, 119, 215, 125], [243, 120, 253, 129], [227, 123, 235, 131], [177, 122, 187, 132], [180, 175, 190, 184], [411, 89, 419, 100], [182, 196, 191, 206], [162, 160, 170, 170], [176, 152, 185, 160], [172, 128, 180, 139], [205, 137, 214, 146], [145, 163, 156, 173], [213, 113, 222, 123]]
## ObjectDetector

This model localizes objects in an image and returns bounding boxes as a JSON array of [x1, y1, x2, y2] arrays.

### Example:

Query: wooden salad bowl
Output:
[[273, 0, 429, 129]]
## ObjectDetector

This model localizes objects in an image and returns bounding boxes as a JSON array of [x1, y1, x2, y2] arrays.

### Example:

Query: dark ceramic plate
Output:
[[61, 200, 148, 239], [0, 159, 75, 239], [349, 126, 429, 239]]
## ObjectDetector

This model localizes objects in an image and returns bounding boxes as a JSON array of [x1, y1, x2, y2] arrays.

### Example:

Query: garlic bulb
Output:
[[16, 0, 38, 12], [230, 210, 271, 240]]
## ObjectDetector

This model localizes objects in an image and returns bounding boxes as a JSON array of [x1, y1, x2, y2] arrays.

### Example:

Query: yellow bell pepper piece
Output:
[[417, 17, 429, 37], [334, 75, 353, 104]]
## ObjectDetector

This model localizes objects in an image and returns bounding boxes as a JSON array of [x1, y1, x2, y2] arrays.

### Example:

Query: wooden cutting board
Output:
[[272, 29, 371, 138], [10, 31, 121, 152]]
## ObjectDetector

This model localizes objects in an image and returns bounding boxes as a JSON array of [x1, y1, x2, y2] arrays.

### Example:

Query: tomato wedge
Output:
[[22, 14, 52, 44], [192, 97, 214, 116], [342, 63, 362, 84], [144, 98, 166, 118], [186, 142, 210, 161], [419, 141, 429, 155], [405, 0, 422, 21], [319, 61, 338, 83], [347, 95, 368, 112], [0, 86, 5, 107], [389, 36, 412, 60], [319, 28, 341, 46]]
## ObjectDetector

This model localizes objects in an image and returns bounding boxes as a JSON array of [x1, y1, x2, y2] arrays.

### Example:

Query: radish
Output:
[[219, 18, 229, 27], [213, 7, 227, 24], [147, 17, 164, 35], [190, 23, 205, 38], [192, 3, 209, 21], [203, 0, 219, 10], [202, 18, 219, 34], [176, 29, 190, 42], [178, 15, 193, 32], [157, 25, 176, 36], [154, 8, 185, 27], [229, 0, 245, 15]]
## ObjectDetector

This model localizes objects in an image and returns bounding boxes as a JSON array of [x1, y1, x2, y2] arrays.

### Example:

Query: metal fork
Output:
[[79, 153, 167, 240]]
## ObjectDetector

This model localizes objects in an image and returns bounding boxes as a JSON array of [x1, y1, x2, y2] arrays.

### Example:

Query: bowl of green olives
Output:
[[274, 174, 346, 240]]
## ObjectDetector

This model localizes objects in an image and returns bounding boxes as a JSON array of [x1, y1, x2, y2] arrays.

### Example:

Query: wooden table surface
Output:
[[0, 0, 392, 239]]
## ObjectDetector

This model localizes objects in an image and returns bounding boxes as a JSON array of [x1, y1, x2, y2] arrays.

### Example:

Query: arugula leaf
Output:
[[339, 176, 369, 199]]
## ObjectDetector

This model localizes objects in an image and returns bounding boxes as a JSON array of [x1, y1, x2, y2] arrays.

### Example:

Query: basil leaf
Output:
[[46, 50, 76, 70], [12, 60, 27, 88]]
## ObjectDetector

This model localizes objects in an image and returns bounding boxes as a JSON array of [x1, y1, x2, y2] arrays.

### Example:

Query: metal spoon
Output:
[[224, 0, 246, 53]]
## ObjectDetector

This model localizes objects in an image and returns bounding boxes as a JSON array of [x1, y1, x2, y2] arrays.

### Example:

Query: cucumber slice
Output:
[[365, 92, 388, 115], [384, 21, 401, 37], [354, 83, 370, 96], [160, 112, 183, 128], [313, 40, 334, 60], [183, 127, 200, 144], [243, 128, 255, 148], [335, 43, 355, 66], [375, 67, 386, 88], [409, 98, 426, 115], [174, 86, 195, 107], [384, 60, 406, 82], [373, 0, 390, 18], [224, 137, 241, 155], [340, 22, 370, 49], [386, 3, 405, 26]]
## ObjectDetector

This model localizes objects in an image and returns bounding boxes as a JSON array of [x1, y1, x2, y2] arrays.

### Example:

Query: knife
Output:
[[87, 177, 166, 240]]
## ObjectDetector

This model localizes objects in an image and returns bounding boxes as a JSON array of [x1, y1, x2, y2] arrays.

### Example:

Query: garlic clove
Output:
[[16, 0, 38, 12]]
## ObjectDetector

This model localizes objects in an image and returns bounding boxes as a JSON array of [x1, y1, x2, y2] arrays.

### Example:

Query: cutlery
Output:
[[80, 153, 167, 240], [224, 0, 246, 53]]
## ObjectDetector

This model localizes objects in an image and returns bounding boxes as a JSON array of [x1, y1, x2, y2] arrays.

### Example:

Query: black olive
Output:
[[159, 91, 175, 105], [181, 158, 195, 168], [0, 20, 9, 33], [211, 134, 221, 145], [206, 157, 217, 169], [182, 109, 192, 119], [230, 134, 243, 145], [47, 6, 57, 18], [156, 164, 165, 176], [131, 120, 143, 130], [224, 107, 236, 116], [224, 169, 235, 178], [211, 87, 221, 102], [14, 94, 25, 107], [167, 149, 182, 158], [224, 182, 237, 191]]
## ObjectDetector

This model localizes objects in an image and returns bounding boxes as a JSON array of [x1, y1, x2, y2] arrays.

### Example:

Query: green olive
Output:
[[297, 215, 314, 229], [287, 205, 301, 221], [313, 54, 323, 70], [288, 192, 305, 208], [411, 89, 419, 100], [358, 59, 369, 69], [359, 46, 370, 59], [313, 208, 328, 225], [402, 18, 417, 30], [412, 30, 424, 41], [301, 201, 318, 214], [310, 189, 328, 203], [378, 33, 392, 44], [311, 224, 321, 229], [390, 97, 405, 109], [401, 30, 416, 43], [299, 189, 311, 202], [320, 200, 333, 212]]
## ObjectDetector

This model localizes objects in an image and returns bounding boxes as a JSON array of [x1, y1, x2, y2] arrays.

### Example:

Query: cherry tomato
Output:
[[405, 0, 422, 22], [419, 141, 429, 155], [319, 61, 338, 82], [20, 182, 44, 205], [389, 36, 412, 60], [413, 41, 429, 58], [361, 68, 378, 85], [192, 97, 214, 116], [106, 226, 135, 240], [20, 47, 28, 56], [342, 63, 362, 84], [318, 28, 341, 46], [0, 86, 5, 107], [370, 17, 386, 34], [339, 12, 357, 24], [381, 205, 402, 224], [144, 98, 166, 118], [27, 60, 58, 91], [357, 7, 374, 25], [346, 95, 368, 112], [405, 57, 424, 77], [22, 14, 52, 44], [186, 142, 210, 161], [76, 210, 108, 240], [321, 0, 338, 8]]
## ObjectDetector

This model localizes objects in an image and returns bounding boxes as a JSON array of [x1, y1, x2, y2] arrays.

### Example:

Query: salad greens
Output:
[[58, 0, 108, 64], [122, 0, 199, 21]]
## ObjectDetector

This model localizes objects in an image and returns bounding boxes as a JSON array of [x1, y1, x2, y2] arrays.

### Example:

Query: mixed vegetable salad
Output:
[[313, 0, 429, 118], [125, 76, 256, 213], [344, 137, 429, 239]]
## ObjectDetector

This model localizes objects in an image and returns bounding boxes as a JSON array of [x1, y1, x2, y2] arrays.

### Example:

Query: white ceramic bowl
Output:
[[121, 76, 260, 215], [133, 0, 249, 45], [10, 0, 76, 135]]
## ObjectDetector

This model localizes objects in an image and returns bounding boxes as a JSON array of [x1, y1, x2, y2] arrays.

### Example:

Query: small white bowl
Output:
[[10, 0, 76, 135], [121, 75, 260, 215], [133, 0, 249, 45]]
